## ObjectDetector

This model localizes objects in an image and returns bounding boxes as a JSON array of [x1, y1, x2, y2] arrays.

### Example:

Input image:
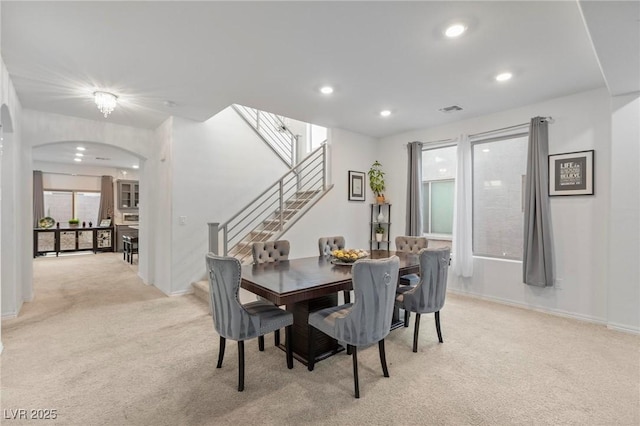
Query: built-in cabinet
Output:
[[370, 203, 391, 251], [118, 180, 139, 211]]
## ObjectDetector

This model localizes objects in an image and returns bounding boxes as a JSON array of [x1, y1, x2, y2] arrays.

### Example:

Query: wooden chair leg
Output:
[[307, 325, 315, 371], [435, 311, 443, 343], [258, 335, 265, 352], [351, 345, 360, 399], [274, 329, 280, 347], [413, 313, 421, 353], [344, 290, 351, 304], [237, 341, 245, 392], [378, 339, 389, 378], [216, 336, 226, 368], [285, 325, 293, 369], [404, 309, 410, 327]]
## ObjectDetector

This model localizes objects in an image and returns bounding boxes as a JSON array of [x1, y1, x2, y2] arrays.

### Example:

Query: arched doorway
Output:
[[29, 140, 150, 309]]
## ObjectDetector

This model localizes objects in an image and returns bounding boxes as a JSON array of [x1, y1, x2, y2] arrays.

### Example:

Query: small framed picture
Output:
[[549, 150, 594, 196], [348, 171, 366, 201], [99, 218, 112, 227]]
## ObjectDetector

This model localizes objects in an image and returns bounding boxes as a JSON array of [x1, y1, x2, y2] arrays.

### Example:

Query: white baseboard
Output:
[[0, 341, 3, 355], [169, 288, 194, 297], [447, 288, 608, 326], [607, 322, 640, 335], [1, 312, 18, 320]]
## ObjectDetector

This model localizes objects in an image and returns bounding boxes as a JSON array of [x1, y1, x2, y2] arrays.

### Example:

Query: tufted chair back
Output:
[[318, 236, 346, 256], [252, 240, 290, 264], [400, 248, 450, 314], [205, 254, 260, 341], [395, 236, 428, 253]]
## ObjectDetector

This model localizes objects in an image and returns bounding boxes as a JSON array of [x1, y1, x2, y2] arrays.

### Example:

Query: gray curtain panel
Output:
[[406, 141, 423, 236], [523, 117, 554, 287], [33, 170, 45, 226], [97, 175, 114, 221]]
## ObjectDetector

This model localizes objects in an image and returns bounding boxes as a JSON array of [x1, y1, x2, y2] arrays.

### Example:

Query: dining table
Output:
[[240, 250, 420, 366]]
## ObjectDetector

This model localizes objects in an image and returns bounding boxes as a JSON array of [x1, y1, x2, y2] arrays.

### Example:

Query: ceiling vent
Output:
[[439, 105, 463, 113], [95, 156, 112, 161]]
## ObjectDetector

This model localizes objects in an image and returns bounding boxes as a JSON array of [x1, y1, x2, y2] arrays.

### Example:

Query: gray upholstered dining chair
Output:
[[307, 256, 400, 398], [395, 236, 428, 286], [395, 247, 450, 352], [252, 240, 290, 348], [318, 236, 351, 304], [252, 240, 290, 264], [206, 253, 293, 392], [318, 236, 345, 255]]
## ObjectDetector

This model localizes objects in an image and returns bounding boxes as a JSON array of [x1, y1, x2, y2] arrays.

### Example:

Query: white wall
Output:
[[378, 88, 616, 326], [608, 94, 640, 332], [1, 56, 26, 320], [144, 117, 172, 294]]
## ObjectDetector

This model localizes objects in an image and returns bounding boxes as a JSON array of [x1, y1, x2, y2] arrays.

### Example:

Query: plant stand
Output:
[[370, 203, 391, 251]]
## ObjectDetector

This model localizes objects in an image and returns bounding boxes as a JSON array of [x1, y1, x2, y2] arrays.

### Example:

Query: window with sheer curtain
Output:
[[44, 190, 100, 225], [422, 145, 456, 237], [472, 135, 528, 259]]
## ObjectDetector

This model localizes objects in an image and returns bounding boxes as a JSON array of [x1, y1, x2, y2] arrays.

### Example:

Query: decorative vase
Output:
[[377, 211, 385, 222], [375, 233, 383, 242], [89, 221, 93, 228], [376, 195, 385, 204]]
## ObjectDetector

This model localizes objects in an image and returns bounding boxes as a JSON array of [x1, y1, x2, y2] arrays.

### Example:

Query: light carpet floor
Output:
[[1, 253, 638, 425]]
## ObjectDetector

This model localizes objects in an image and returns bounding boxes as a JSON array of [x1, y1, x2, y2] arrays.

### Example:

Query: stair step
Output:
[[192, 279, 258, 309], [193, 280, 209, 305]]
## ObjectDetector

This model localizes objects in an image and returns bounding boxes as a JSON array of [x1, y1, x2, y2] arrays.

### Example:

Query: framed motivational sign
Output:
[[548, 150, 594, 196]]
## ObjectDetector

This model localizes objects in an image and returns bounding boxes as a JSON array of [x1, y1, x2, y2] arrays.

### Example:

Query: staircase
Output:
[[209, 143, 331, 263], [193, 143, 333, 306]]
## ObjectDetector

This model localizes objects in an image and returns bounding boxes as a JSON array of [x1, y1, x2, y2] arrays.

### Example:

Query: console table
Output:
[[33, 227, 114, 257]]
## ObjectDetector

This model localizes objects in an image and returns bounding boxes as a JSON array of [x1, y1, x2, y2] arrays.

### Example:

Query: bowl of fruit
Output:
[[331, 249, 369, 265]]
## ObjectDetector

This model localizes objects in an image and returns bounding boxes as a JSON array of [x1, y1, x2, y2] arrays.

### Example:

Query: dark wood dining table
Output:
[[241, 250, 420, 366]]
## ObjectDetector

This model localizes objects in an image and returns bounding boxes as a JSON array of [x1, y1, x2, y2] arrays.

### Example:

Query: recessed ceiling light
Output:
[[496, 72, 513, 82], [380, 110, 392, 117], [75, 153, 84, 157], [445, 24, 467, 38], [132, 165, 139, 169], [74, 158, 82, 162], [76, 146, 86, 151], [482, 148, 490, 153], [320, 86, 334, 95]]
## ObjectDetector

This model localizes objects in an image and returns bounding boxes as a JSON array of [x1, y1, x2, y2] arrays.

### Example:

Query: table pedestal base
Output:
[[285, 294, 344, 366]]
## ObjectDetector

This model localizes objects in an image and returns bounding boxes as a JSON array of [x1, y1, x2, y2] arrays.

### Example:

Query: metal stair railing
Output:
[[208, 144, 331, 262], [232, 104, 297, 167]]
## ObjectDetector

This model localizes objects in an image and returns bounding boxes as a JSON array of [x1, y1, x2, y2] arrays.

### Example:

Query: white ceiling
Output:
[[3, 1, 637, 168]]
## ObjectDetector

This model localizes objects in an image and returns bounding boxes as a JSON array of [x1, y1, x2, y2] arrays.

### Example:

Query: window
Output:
[[422, 146, 456, 236], [44, 190, 100, 225], [472, 135, 528, 259]]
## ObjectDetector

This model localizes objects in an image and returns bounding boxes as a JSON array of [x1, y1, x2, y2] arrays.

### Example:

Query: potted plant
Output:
[[68, 218, 80, 228], [368, 160, 386, 203], [375, 224, 385, 242]]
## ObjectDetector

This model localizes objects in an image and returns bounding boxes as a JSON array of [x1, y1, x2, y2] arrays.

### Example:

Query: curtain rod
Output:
[[469, 116, 553, 139], [410, 116, 554, 148]]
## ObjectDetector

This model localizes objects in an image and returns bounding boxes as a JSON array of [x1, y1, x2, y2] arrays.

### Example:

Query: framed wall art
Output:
[[348, 170, 366, 201], [548, 150, 594, 196]]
